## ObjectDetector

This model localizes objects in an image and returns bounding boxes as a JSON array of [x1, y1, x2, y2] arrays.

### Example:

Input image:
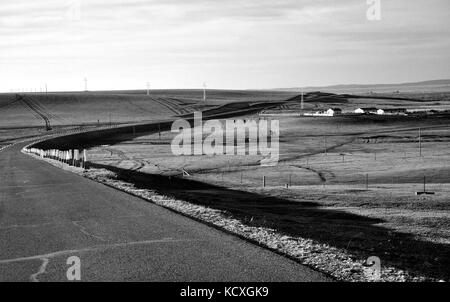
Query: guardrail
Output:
[[20, 121, 170, 169], [20, 105, 271, 169], [23, 147, 89, 168]]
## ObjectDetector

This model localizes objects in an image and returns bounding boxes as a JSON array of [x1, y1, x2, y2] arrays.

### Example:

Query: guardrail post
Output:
[[74, 149, 79, 167], [80, 151, 83, 168], [83, 149, 87, 169]]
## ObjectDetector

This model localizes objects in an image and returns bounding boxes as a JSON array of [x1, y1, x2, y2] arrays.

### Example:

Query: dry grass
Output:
[[0, 90, 296, 128], [86, 110, 450, 281]]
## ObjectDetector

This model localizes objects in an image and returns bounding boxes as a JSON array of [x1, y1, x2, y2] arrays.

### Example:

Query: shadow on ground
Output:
[[90, 162, 449, 281]]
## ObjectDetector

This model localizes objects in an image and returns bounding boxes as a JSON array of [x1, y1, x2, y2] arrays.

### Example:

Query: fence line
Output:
[[23, 147, 89, 169]]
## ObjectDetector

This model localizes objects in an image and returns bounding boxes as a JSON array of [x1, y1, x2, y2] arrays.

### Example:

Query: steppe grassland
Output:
[[87, 105, 450, 271]]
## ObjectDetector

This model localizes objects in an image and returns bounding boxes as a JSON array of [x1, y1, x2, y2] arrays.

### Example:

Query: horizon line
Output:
[[3, 78, 450, 95]]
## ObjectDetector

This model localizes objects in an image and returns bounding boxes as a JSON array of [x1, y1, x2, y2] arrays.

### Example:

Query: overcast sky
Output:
[[1, 0, 449, 92]]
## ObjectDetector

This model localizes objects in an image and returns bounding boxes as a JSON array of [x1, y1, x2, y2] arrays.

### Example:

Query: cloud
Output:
[[0, 0, 449, 91]]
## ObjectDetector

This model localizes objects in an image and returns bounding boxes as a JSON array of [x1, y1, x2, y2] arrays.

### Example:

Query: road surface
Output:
[[0, 142, 330, 281]]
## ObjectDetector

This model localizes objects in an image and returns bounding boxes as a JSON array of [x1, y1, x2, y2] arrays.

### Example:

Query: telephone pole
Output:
[[84, 77, 88, 92], [419, 127, 422, 157], [203, 82, 207, 102], [301, 90, 304, 110]]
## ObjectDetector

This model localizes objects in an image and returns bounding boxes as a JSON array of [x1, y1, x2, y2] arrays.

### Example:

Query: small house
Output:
[[328, 108, 342, 116], [376, 108, 407, 115], [304, 108, 342, 117], [354, 107, 378, 114]]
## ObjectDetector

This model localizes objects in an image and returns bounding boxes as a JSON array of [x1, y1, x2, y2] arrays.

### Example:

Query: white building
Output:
[[376, 108, 407, 115], [354, 107, 378, 114], [304, 108, 342, 117]]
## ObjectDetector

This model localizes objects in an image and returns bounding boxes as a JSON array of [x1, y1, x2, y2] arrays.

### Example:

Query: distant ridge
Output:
[[276, 79, 450, 93]]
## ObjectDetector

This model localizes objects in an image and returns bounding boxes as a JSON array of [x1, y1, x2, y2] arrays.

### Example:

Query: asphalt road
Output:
[[0, 142, 330, 282]]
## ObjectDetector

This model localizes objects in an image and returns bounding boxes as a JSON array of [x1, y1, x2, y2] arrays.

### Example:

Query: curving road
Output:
[[0, 142, 330, 282]]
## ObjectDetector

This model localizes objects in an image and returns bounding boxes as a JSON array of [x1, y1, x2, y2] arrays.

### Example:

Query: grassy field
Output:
[[0, 89, 296, 146], [0, 89, 297, 127], [83, 91, 450, 281]]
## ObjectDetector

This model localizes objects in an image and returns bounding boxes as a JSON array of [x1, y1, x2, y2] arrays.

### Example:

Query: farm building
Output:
[[376, 108, 407, 115], [354, 107, 378, 114], [328, 108, 342, 116], [304, 108, 342, 117]]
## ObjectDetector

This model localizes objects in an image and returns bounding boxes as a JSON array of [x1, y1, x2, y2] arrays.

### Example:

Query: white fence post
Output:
[[83, 149, 87, 169]]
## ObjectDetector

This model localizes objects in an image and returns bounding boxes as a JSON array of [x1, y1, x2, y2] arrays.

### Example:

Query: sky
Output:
[[0, 0, 449, 92]]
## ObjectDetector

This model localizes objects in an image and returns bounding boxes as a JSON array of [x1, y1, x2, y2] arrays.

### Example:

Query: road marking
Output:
[[30, 258, 49, 282], [0, 182, 79, 190], [0, 238, 204, 265], [0, 222, 57, 230], [0, 215, 148, 230], [72, 221, 106, 242]]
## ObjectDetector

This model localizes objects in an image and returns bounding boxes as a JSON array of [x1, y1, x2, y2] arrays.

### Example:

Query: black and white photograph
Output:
[[0, 0, 449, 288]]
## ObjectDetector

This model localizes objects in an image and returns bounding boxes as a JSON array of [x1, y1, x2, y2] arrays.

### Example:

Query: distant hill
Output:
[[276, 79, 450, 94]]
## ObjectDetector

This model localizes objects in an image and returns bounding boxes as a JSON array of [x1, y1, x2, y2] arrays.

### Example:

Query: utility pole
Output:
[[45, 83, 48, 94], [203, 82, 207, 102], [301, 90, 304, 110], [419, 127, 422, 157], [147, 82, 150, 96], [84, 77, 88, 92]]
